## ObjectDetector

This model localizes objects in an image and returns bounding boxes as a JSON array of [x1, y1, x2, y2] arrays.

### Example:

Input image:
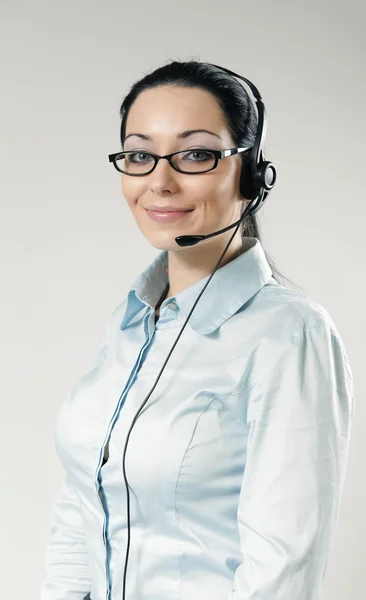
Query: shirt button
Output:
[[167, 302, 177, 311]]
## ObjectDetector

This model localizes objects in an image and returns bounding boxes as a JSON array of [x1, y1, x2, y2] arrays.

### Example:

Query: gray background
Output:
[[1, 1, 364, 598]]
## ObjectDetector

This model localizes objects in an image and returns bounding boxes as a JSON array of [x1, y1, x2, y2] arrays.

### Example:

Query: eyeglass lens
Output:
[[115, 150, 216, 174]]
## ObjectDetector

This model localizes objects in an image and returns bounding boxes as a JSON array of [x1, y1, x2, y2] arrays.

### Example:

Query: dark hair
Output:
[[118, 58, 302, 291]]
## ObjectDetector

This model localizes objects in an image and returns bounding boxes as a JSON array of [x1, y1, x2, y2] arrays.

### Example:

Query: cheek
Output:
[[121, 175, 130, 197], [185, 170, 232, 197], [198, 170, 241, 218], [196, 168, 238, 203], [121, 176, 141, 209], [202, 161, 241, 196]]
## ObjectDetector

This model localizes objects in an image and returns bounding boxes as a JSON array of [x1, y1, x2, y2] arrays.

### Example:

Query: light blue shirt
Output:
[[41, 236, 355, 600]]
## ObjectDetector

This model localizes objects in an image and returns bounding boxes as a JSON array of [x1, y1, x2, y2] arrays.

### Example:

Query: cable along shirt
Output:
[[41, 236, 355, 600]]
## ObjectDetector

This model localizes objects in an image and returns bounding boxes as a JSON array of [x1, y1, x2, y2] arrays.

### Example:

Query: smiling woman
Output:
[[117, 82, 282, 297], [41, 60, 355, 600], [116, 62, 296, 291]]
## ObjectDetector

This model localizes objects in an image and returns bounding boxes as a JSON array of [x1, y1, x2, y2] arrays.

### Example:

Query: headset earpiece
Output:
[[239, 149, 277, 204], [255, 160, 277, 191]]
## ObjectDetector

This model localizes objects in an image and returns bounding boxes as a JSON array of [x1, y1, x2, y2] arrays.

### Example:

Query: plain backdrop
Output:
[[1, 1, 364, 598]]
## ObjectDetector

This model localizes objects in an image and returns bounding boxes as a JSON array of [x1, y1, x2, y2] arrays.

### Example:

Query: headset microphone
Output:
[[174, 195, 258, 247], [175, 189, 269, 247], [117, 63, 277, 600]]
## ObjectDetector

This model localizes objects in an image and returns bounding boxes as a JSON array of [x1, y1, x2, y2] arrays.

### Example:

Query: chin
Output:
[[142, 231, 186, 252], [149, 239, 184, 252]]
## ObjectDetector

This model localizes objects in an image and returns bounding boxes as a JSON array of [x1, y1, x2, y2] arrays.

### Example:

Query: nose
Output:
[[149, 157, 179, 194]]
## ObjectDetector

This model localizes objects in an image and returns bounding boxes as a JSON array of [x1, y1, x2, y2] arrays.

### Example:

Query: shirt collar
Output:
[[120, 236, 274, 336]]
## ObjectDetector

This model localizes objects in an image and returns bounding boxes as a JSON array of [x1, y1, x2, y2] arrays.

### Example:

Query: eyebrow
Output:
[[124, 129, 222, 142]]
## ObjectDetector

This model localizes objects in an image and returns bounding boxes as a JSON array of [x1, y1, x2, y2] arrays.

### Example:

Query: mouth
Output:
[[145, 208, 194, 223]]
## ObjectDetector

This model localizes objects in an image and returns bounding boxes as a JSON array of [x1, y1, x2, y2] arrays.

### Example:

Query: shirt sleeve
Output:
[[40, 475, 91, 600], [229, 318, 355, 600]]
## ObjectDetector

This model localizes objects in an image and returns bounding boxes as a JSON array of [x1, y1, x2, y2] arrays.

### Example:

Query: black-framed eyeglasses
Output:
[[108, 147, 251, 176]]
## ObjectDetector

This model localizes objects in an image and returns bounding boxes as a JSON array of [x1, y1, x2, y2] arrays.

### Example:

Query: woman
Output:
[[41, 60, 355, 600]]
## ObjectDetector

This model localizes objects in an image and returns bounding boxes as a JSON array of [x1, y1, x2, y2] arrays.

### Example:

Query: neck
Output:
[[165, 234, 244, 298]]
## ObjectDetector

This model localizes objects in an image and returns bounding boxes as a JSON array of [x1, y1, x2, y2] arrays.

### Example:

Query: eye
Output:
[[125, 152, 154, 164], [182, 150, 214, 162]]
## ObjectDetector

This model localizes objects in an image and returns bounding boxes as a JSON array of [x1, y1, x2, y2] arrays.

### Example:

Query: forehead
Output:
[[125, 85, 230, 140]]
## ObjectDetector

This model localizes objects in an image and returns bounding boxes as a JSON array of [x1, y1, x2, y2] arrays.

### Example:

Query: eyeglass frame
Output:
[[108, 146, 252, 176]]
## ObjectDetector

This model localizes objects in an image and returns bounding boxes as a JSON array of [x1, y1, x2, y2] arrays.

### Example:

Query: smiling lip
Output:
[[145, 205, 194, 212], [145, 208, 193, 223]]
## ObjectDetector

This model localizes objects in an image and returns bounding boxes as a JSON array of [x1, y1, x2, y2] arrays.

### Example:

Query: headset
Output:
[[111, 63, 276, 600]]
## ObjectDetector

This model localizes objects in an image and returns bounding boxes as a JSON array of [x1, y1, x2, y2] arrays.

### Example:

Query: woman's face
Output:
[[121, 85, 246, 253]]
